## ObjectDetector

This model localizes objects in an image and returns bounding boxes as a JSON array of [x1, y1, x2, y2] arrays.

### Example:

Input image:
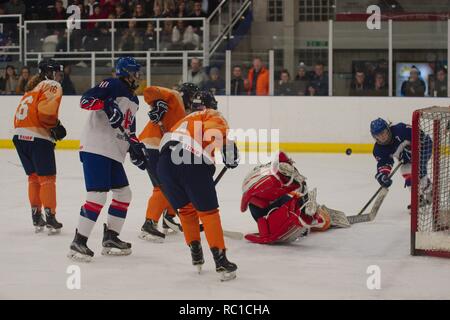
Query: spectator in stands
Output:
[[189, 1, 207, 33], [160, 20, 175, 50], [176, 0, 189, 17], [401, 66, 426, 97], [47, 0, 67, 33], [15, 66, 30, 94], [349, 70, 370, 96], [152, 2, 163, 18], [100, 0, 123, 16], [247, 57, 269, 96], [119, 20, 144, 51], [5, 0, 26, 16], [114, 3, 130, 32], [431, 68, 447, 97], [181, 57, 207, 87], [143, 22, 157, 51], [203, 67, 225, 95], [231, 65, 246, 96], [172, 21, 200, 50], [368, 73, 388, 97], [276, 69, 296, 96], [134, 3, 149, 29], [87, 5, 106, 30], [294, 63, 308, 96], [307, 62, 328, 96], [0, 65, 18, 95], [61, 65, 76, 95], [141, 0, 156, 16], [162, 0, 176, 17]]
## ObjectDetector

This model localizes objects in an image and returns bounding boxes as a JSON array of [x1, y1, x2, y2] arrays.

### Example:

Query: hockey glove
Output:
[[128, 135, 147, 171], [148, 100, 168, 124], [50, 120, 67, 141], [376, 172, 393, 188], [399, 147, 412, 164], [104, 98, 123, 129], [222, 141, 240, 169]]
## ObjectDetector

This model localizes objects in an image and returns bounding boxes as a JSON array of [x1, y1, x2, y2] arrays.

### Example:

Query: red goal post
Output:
[[411, 106, 450, 258]]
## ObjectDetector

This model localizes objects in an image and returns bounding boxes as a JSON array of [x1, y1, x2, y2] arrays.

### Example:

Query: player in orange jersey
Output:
[[12, 59, 66, 234], [157, 91, 240, 281], [137, 83, 199, 242]]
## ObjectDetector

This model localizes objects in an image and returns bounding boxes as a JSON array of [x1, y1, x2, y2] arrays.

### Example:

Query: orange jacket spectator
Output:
[[247, 61, 270, 96]]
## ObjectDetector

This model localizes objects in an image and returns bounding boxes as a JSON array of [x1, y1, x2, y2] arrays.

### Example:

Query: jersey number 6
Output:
[[16, 95, 34, 121]]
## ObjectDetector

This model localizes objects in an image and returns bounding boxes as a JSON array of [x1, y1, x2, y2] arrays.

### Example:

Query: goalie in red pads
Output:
[[241, 152, 333, 244]]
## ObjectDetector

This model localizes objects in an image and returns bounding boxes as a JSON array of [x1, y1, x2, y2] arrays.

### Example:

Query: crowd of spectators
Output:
[[0, 64, 76, 94], [0, 0, 221, 54]]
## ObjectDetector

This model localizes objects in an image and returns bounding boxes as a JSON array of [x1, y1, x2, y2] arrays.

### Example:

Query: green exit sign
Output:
[[306, 40, 328, 47]]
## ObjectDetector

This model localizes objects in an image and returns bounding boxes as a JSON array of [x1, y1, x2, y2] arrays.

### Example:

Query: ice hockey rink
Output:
[[1, 149, 449, 300]]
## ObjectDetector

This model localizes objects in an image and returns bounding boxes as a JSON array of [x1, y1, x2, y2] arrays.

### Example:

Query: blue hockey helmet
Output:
[[115, 57, 141, 78], [370, 118, 392, 145]]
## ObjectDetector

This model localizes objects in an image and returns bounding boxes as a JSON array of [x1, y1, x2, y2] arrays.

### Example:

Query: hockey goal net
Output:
[[411, 106, 450, 258]]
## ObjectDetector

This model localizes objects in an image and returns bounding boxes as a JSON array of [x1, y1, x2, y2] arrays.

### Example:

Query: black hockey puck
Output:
[[346, 148, 353, 156]]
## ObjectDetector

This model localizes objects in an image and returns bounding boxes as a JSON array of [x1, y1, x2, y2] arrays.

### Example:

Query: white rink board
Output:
[[1, 95, 450, 144]]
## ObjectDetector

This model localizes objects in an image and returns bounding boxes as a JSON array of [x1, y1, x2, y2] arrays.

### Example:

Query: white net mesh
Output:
[[413, 107, 450, 255]]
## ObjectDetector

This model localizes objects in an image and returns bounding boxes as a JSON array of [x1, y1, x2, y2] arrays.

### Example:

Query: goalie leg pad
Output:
[[245, 197, 304, 244]]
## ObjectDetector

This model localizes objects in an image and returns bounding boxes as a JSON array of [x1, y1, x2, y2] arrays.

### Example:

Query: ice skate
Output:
[[32, 208, 46, 233], [162, 210, 178, 235], [189, 241, 204, 274], [102, 224, 132, 256], [68, 229, 94, 263], [44, 208, 62, 235], [211, 248, 237, 282], [139, 219, 166, 243], [163, 210, 183, 233]]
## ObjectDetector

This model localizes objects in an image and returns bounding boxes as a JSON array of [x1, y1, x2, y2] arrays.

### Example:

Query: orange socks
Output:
[[146, 186, 176, 221], [28, 173, 41, 209], [38, 175, 57, 214], [199, 209, 225, 250], [178, 204, 201, 245]]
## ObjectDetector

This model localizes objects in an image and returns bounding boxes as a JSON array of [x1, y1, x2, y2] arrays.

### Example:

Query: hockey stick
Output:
[[119, 126, 241, 239], [346, 162, 403, 225]]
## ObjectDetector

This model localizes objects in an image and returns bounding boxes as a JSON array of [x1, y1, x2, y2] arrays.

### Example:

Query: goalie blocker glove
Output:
[[148, 100, 168, 124], [222, 141, 240, 169], [103, 98, 123, 129], [50, 120, 67, 141]]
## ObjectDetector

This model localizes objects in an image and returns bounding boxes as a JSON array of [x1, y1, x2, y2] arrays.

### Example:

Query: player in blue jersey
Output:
[[370, 118, 432, 209], [68, 57, 147, 262]]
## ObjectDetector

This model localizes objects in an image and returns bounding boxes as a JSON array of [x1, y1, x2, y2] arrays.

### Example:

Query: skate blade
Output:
[[219, 271, 237, 282], [47, 228, 61, 236], [138, 232, 165, 243], [35, 226, 46, 233], [163, 228, 177, 235], [101, 247, 132, 256], [193, 263, 204, 274], [67, 250, 92, 263]]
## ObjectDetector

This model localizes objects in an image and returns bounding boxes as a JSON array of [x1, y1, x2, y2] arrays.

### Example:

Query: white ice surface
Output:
[[1, 150, 449, 300]]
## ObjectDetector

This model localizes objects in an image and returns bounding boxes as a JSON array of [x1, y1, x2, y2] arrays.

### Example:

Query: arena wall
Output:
[[1, 96, 449, 153]]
